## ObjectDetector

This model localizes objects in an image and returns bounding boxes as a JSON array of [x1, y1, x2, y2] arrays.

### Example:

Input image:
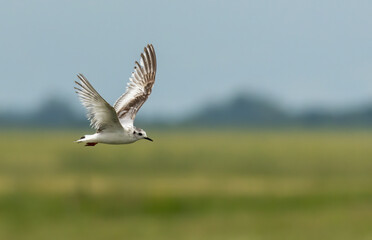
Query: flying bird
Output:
[[74, 44, 156, 146]]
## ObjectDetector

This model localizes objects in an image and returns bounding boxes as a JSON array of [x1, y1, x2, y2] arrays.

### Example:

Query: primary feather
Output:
[[114, 44, 157, 127], [74, 73, 123, 132]]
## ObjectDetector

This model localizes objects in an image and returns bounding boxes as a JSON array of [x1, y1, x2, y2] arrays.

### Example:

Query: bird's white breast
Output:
[[96, 130, 136, 144]]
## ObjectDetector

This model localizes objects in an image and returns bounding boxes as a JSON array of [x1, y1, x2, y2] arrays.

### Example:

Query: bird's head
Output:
[[133, 128, 153, 142]]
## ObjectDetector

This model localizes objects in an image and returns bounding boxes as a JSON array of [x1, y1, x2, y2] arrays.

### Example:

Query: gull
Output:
[[74, 44, 156, 146]]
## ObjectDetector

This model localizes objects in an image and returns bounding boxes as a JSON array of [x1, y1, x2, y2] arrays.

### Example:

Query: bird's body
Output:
[[74, 44, 156, 146], [78, 129, 135, 145]]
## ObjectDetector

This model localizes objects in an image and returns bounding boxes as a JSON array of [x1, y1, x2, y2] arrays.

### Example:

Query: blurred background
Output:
[[1, 1, 372, 239]]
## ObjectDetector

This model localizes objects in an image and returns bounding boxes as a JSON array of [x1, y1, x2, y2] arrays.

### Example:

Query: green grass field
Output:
[[0, 130, 371, 240]]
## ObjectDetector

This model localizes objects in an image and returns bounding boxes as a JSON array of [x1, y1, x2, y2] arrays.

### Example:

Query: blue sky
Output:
[[1, 0, 372, 119]]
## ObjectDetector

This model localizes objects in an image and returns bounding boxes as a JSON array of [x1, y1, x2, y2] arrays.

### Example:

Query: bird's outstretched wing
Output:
[[75, 73, 123, 132], [113, 44, 157, 127]]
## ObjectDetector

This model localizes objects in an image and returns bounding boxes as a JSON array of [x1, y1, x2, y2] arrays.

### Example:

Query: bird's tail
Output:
[[75, 135, 86, 143], [75, 135, 98, 146]]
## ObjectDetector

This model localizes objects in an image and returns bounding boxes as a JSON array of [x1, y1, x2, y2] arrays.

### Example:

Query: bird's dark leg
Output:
[[85, 142, 98, 146]]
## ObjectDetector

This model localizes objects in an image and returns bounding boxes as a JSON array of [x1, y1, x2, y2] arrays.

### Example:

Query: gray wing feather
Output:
[[75, 74, 123, 132], [113, 44, 157, 127]]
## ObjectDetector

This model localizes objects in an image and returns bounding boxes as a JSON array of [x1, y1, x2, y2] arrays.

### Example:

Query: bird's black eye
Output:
[[138, 133, 143, 136], [133, 131, 136, 134]]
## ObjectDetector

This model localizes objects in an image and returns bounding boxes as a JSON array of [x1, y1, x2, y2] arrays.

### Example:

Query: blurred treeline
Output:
[[2, 93, 372, 128]]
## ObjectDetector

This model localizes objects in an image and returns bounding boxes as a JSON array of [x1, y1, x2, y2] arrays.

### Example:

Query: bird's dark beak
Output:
[[144, 137, 153, 142]]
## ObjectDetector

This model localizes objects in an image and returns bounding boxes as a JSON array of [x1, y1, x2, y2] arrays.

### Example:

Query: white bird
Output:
[[74, 44, 156, 146]]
